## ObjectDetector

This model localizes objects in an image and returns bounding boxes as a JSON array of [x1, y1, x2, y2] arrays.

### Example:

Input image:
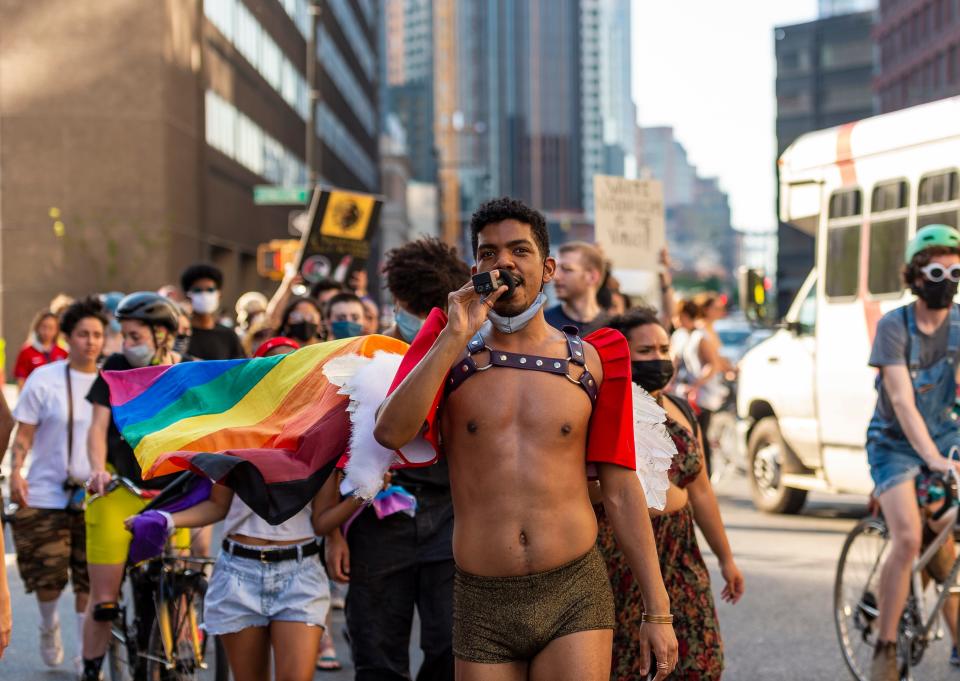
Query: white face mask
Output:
[[123, 343, 155, 368], [486, 292, 548, 334], [189, 290, 220, 315]]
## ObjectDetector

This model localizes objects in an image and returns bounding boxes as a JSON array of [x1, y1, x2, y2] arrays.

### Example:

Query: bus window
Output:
[[868, 180, 909, 296], [825, 189, 861, 299], [918, 171, 959, 229]]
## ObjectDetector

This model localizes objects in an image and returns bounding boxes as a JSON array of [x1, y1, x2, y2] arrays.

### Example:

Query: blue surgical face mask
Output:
[[331, 320, 363, 339], [394, 307, 424, 343]]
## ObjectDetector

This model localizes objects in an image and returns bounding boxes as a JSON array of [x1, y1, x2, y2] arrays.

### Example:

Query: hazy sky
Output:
[[632, 0, 820, 233]]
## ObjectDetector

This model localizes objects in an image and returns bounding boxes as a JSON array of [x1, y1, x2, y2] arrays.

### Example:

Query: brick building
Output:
[[0, 0, 379, 374], [875, 0, 960, 112]]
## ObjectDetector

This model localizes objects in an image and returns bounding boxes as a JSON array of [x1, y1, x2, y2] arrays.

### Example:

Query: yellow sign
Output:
[[319, 192, 376, 241]]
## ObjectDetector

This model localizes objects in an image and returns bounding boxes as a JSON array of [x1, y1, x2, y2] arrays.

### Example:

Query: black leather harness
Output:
[[445, 325, 598, 403]]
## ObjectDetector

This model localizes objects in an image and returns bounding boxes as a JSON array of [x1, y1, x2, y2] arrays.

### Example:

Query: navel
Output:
[[519, 529, 528, 546]]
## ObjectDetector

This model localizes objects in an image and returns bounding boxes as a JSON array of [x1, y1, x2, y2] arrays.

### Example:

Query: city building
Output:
[[874, 0, 960, 113], [0, 0, 380, 373], [774, 9, 876, 316], [637, 127, 737, 279], [581, 0, 637, 215], [383, 0, 637, 249]]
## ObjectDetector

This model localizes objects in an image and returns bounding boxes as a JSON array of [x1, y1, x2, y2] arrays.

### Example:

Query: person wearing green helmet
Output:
[[867, 223, 960, 681]]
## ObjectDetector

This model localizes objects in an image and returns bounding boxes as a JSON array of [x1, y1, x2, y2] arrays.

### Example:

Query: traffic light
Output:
[[257, 239, 301, 281], [738, 267, 767, 322]]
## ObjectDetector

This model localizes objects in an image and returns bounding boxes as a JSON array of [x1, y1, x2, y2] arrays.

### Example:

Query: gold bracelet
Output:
[[641, 612, 674, 624]]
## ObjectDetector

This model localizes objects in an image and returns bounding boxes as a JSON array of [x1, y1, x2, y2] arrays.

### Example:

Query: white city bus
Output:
[[736, 96, 960, 513]]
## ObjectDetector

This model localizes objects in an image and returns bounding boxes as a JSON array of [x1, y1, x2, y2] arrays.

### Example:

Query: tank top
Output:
[[224, 495, 315, 541]]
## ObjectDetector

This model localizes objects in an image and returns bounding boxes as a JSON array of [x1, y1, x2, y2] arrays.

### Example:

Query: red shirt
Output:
[[14, 344, 68, 381]]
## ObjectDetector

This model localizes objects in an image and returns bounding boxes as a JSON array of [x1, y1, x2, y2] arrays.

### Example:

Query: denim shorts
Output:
[[867, 443, 924, 496], [204, 540, 330, 636]]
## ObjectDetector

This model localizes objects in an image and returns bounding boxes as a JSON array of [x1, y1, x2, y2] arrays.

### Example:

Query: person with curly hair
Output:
[[321, 238, 469, 681]]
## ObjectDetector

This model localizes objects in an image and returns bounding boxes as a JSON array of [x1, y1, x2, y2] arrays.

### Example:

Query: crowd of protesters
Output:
[[0, 222, 743, 680]]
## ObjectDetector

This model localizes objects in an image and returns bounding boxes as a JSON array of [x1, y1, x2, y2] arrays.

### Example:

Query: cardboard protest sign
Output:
[[593, 176, 665, 272]]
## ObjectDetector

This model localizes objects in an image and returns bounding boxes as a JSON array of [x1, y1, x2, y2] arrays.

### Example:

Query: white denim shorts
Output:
[[204, 540, 330, 636]]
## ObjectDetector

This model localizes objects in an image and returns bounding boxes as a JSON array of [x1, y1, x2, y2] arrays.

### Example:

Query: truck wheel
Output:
[[747, 416, 807, 514]]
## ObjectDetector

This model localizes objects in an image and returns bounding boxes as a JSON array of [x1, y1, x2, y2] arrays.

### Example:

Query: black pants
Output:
[[345, 489, 455, 681]]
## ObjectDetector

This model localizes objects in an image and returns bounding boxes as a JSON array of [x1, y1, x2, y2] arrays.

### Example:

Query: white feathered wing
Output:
[[631, 384, 675, 511]]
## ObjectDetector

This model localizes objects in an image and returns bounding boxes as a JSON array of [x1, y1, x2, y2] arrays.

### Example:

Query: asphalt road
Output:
[[5, 472, 960, 680]]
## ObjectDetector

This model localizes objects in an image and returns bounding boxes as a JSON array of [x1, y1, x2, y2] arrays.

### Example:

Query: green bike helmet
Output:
[[905, 224, 960, 263]]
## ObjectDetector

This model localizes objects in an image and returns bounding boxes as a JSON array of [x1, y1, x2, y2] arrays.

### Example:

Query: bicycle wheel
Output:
[[107, 613, 133, 681], [146, 596, 202, 681], [835, 516, 906, 681]]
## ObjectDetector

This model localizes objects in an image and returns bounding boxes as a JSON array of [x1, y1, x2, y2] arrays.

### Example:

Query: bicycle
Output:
[[90, 477, 228, 681], [835, 463, 960, 681]]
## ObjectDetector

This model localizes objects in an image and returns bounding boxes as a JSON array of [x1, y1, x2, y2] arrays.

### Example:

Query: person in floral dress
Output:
[[594, 307, 745, 680]]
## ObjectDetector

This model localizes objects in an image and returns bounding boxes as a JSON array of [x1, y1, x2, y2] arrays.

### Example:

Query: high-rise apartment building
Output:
[[774, 10, 875, 315], [384, 0, 636, 248], [581, 0, 637, 215], [874, 0, 960, 112], [0, 0, 379, 373]]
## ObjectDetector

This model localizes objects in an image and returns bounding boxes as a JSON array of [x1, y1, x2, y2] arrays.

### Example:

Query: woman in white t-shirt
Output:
[[7, 297, 106, 673]]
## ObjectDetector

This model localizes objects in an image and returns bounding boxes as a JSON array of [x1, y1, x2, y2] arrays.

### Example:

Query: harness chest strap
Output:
[[445, 325, 598, 403]]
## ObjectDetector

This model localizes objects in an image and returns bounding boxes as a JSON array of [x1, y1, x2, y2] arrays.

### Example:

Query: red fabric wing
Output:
[[388, 307, 449, 460], [584, 327, 636, 470]]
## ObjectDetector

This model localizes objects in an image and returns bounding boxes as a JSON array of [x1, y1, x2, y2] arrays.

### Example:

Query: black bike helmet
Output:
[[115, 292, 180, 332]]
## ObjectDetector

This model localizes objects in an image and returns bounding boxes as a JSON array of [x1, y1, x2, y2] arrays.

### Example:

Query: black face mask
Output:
[[287, 321, 319, 343], [631, 359, 675, 393], [918, 279, 959, 310]]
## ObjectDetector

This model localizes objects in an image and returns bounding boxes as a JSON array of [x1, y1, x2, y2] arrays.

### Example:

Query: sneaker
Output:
[[39, 622, 64, 667], [870, 640, 898, 681], [951, 646, 960, 667]]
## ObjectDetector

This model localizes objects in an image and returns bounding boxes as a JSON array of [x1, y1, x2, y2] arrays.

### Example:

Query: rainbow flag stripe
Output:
[[103, 335, 408, 524]]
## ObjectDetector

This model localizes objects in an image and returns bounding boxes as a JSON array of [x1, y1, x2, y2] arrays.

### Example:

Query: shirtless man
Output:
[[375, 197, 677, 681]]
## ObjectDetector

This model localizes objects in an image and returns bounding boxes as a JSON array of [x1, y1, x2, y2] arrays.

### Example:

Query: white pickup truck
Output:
[[736, 97, 960, 513]]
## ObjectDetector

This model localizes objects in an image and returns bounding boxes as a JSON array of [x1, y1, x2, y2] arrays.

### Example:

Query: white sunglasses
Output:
[[921, 263, 960, 283]]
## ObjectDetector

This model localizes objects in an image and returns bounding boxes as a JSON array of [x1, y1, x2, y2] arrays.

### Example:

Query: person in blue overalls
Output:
[[867, 224, 960, 681]]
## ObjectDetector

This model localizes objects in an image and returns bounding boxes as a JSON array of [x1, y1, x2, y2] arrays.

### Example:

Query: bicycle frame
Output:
[[908, 512, 960, 644]]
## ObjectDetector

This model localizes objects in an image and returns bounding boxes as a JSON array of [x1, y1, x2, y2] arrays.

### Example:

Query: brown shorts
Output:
[[453, 546, 614, 664], [12, 507, 89, 594]]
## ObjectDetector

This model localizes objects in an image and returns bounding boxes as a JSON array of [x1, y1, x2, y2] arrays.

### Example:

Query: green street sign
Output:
[[253, 185, 311, 205]]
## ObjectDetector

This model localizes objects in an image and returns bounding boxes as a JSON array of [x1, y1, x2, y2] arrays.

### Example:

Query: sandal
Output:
[[317, 632, 342, 672]]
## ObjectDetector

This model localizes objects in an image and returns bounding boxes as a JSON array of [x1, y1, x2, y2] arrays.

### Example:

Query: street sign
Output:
[[253, 185, 311, 205]]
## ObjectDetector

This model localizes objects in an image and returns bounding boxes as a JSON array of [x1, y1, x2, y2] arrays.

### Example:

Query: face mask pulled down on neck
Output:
[[189, 290, 221, 315], [123, 343, 155, 368], [394, 307, 424, 343], [631, 359, 675, 393], [919, 278, 959, 310], [331, 320, 363, 339]]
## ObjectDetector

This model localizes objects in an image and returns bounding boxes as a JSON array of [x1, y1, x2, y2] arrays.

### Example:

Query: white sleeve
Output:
[[12, 371, 46, 426]]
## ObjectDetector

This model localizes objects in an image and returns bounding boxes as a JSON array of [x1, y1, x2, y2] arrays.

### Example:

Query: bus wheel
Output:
[[747, 416, 807, 514]]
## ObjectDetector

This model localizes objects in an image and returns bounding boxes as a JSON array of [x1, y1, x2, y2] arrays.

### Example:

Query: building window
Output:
[[205, 0, 310, 120], [826, 189, 862, 299], [205, 90, 308, 185], [316, 103, 377, 189], [918, 170, 960, 228], [328, 0, 376, 81], [868, 180, 909, 296], [318, 26, 377, 136]]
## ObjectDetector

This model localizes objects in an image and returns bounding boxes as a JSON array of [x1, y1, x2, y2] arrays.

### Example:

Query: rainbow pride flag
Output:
[[103, 335, 408, 524]]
